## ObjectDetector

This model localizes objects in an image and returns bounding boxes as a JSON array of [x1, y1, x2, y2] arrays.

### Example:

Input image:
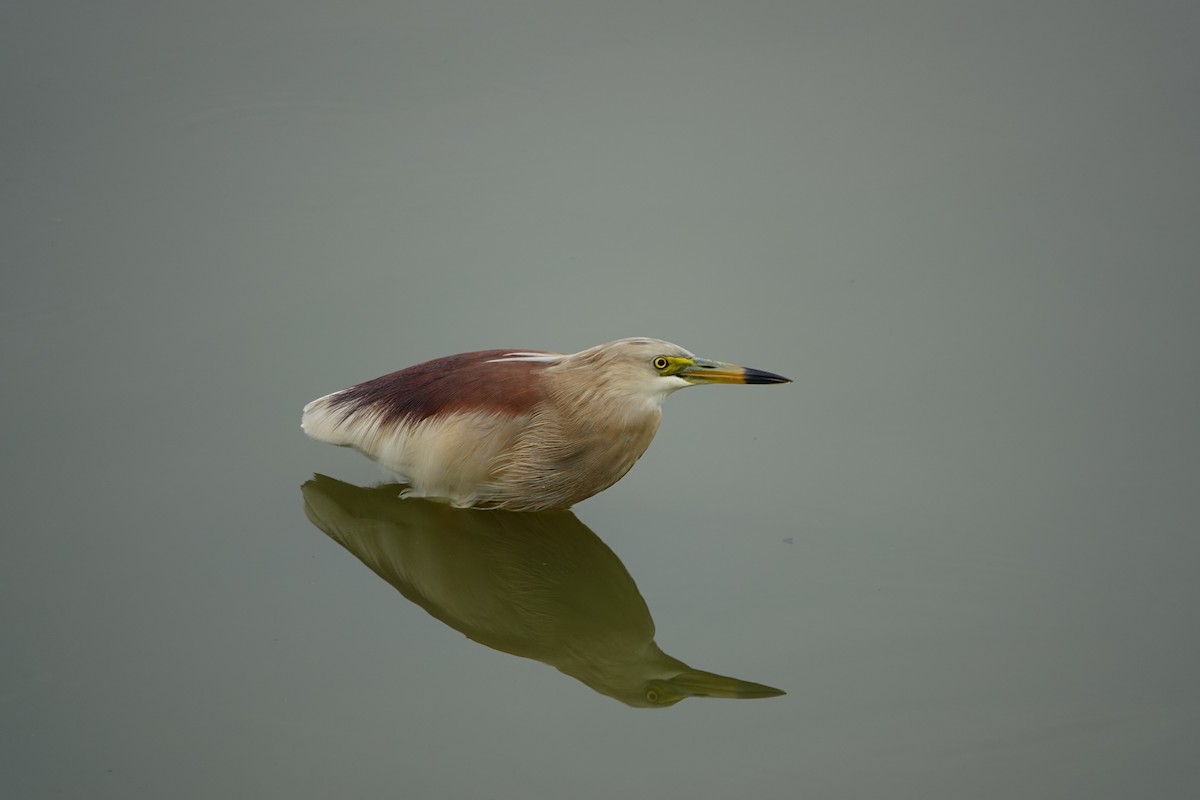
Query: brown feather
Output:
[[326, 350, 557, 427]]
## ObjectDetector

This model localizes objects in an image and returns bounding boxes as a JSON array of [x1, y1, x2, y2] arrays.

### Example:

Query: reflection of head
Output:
[[302, 475, 784, 707]]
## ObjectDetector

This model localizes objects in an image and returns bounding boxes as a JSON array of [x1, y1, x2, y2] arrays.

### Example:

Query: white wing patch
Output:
[[302, 394, 533, 507], [484, 352, 562, 364]]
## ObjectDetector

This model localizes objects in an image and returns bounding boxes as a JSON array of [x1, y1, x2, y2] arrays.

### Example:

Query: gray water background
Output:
[[3, 2, 1199, 798]]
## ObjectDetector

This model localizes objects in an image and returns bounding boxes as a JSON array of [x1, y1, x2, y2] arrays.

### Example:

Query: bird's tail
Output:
[[301, 392, 353, 446]]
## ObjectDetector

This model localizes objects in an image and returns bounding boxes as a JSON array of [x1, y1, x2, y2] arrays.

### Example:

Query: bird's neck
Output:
[[546, 369, 663, 432]]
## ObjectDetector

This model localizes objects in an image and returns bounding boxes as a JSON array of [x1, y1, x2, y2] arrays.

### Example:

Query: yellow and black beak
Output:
[[678, 357, 791, 385]]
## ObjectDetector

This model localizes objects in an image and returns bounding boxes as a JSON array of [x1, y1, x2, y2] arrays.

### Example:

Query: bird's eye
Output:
[[652, 356, 670, 371]]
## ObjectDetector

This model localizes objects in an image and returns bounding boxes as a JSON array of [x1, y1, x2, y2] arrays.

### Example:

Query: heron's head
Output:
[[563, 337, 791, 405]]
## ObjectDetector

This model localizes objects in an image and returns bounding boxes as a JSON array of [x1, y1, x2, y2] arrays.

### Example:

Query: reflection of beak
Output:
[[666, 668, 786, 699], [679, 358, 791, 385]]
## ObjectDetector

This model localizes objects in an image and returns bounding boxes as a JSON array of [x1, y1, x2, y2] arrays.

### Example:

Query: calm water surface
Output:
[[4, 2, 1199, 798]]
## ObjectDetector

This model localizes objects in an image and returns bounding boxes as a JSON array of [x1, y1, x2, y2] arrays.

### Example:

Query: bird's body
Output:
[[302, 337, 788, 511]]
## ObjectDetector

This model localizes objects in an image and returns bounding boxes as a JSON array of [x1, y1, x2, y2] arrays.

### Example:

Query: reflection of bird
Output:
[[301, 338, 789, 511], [302, 474, 785, 707]]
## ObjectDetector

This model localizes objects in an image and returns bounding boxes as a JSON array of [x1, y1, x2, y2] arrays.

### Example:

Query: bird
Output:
[[301, 337, 790, 511], [302, 474, 785, 706]]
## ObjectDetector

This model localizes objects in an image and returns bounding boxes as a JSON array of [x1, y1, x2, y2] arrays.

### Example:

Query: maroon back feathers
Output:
[[328, 350, 555, 427]]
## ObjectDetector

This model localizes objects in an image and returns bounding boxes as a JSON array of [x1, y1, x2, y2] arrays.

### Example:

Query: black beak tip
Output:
[[744, 368, 792, 385]]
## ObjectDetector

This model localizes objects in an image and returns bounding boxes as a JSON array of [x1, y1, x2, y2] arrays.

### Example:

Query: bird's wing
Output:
[[301, 350, 561, 496]]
